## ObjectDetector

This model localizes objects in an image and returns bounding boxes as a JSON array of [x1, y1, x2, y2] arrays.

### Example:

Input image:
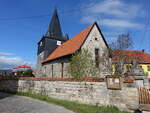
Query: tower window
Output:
[[95, 48, 99, 67], [57, 41, 61, 45], [40, 42, 43, 46]]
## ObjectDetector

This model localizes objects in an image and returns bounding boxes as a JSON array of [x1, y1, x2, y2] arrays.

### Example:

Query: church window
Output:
[[44, 67, 46, 73], [147, 66, 150, 71], [51, 64, 53, 78], [61, 63, 64, 78], [95, 48, 99, 68]]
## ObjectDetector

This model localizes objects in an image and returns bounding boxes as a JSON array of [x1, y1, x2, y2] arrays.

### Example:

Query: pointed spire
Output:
[[46, 9, 63, 40]]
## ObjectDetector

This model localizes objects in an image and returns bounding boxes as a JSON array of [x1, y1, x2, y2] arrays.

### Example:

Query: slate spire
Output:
[[46, 9, 64, 40]]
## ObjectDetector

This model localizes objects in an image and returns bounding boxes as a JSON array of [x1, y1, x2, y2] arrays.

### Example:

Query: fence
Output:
[[138, 87, 150, 104]]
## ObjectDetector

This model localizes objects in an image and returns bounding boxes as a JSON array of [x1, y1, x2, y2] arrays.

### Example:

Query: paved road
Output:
[[0, 92, 75, 113]]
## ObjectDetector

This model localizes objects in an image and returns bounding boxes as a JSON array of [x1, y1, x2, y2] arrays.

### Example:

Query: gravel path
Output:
[[0, 92, 75, 113]]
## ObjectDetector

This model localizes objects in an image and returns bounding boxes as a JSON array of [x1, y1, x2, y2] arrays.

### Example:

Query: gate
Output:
[[137, 87, 150, 111], [138, 87, 150, 104]]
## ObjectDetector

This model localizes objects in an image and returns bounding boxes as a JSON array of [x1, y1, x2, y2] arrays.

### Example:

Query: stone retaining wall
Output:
[[0, 77, 139, 110]]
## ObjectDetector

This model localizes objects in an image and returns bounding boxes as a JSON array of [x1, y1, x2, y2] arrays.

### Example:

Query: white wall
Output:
[[81, 24, 111, 76]]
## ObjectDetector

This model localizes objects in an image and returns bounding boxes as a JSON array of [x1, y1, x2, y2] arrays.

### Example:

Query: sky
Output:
[[0, 0, 150, 69]]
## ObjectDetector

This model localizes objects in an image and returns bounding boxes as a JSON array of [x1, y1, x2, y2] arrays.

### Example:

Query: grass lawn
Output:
[[0, 90, 131, 113]]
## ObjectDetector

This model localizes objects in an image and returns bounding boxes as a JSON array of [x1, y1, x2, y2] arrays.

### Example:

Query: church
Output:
[[36, 9, 111, 77]]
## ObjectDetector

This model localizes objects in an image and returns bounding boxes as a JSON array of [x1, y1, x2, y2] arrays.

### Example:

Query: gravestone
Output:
[[125, 60, 144, 76], [125, 60, 149, 89], [115, 59, 125, 75]]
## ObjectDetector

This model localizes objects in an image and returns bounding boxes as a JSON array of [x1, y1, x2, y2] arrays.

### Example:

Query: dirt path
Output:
[[0, 92, 75, 113]]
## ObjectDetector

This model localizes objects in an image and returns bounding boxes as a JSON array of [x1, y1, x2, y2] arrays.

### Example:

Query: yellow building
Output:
[[112, 50, 150, 78]]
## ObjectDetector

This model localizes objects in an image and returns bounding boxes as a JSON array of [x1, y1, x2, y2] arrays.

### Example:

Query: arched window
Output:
[[40, 41, 43, 46]]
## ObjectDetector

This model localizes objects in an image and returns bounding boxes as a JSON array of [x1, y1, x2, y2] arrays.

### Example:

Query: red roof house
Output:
[[112, 50, 150, 64]]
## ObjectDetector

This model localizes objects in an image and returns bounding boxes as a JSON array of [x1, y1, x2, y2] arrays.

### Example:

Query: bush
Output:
[[67, 49, 98, 78], [23, 69, 34, 77], [0, 69, 35, 78]]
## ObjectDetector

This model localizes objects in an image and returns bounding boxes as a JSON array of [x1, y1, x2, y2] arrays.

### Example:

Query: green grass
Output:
[[0, 90, 131, 113]]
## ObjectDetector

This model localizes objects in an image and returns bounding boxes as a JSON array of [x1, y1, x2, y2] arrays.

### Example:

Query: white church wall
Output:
[[81, 25, 111, 77]]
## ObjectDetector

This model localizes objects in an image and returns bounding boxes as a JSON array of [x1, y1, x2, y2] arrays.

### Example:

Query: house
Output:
[[36, 9, 111, 78], [112, 50, 150, 78], [0, 69, 12, 76]]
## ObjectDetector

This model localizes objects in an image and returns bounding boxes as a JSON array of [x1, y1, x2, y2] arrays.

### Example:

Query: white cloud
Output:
[[81, 0, 146, 28], [103, 31, 120, 43], [102, 19, 143, 28], [108, 37, 118, 41], [81, 16, 96, 24], [0, 52, 14, 56], [85, 0, 146, 18], [81, 16, 143, 28], [0, 52, 35, 70]]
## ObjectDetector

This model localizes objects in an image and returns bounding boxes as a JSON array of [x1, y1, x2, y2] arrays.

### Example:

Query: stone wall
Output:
[[0, 77, 139, 110], [41, 57, 70, 78], [81, 25, 111, 77], [36, 51, 45, 77]]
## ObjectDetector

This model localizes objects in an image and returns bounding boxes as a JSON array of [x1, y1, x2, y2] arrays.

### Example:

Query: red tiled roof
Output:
[[43, 23, 94, 63], [112, 50, 150, 63]]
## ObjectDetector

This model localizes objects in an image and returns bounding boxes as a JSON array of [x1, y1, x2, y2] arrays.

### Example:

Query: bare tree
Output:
[[109, 33, 134, 75], [110, 33, 133, 50], [99, 48, 112, 76]]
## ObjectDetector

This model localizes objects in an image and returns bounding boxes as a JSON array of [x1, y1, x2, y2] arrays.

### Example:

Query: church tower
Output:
[[36, 9, 68, 76]]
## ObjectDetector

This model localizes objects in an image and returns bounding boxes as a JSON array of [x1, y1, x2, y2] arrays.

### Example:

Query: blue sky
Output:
[[0, 0, 149, 69]]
